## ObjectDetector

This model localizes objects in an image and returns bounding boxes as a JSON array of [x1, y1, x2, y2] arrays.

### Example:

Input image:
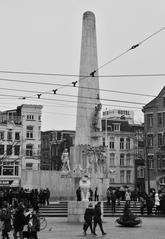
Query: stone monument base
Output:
[[68, 201, 89, 222], [68, 201, 103, 222]]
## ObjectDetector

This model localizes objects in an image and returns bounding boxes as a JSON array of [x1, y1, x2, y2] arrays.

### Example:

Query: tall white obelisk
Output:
[[75, 11, 101, 147]]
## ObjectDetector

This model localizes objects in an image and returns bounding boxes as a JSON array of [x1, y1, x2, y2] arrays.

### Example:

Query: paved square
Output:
[[37, 217, 165, 239]]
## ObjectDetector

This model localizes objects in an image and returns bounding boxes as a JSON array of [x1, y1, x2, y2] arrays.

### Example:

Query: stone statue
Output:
[[61, 148, 70, 171], [79, 174, 91, 201]]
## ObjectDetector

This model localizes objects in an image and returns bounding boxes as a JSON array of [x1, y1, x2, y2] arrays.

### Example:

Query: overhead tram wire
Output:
[[0, 85, 156, 98], [0, 77, 157, 97], [91, 26, 165, 74], [0, 26, 164, 95], [0, 92, 145, 107], [0, 70, 165, 78], [0, 97, 143, 110], [0, 26, 164, 100], [0, 88, 147, 105]]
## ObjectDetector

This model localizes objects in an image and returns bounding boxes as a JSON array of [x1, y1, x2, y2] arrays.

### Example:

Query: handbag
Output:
[[83, 221, 88, 231]]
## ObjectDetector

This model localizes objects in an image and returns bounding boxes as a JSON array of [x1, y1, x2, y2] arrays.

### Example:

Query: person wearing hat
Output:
[[93, 202, 106, 236], [83, 203, 94, 235]]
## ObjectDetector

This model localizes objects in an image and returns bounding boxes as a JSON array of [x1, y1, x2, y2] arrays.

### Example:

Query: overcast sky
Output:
[[0, 0, 164, 131]]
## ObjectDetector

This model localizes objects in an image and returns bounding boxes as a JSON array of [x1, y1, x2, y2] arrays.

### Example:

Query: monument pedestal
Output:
[[68, 201, 89, 222], [68, 201, 103, 222]]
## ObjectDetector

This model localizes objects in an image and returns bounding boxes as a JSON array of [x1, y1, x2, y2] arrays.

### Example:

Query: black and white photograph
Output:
[[0, 0, 165, 238]]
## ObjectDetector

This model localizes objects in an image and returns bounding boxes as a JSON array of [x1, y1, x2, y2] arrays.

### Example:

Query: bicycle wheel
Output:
[[40, 217, 47, 230]]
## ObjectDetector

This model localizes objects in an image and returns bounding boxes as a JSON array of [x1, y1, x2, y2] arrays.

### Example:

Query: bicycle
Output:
[[39, 216, 47, 231]]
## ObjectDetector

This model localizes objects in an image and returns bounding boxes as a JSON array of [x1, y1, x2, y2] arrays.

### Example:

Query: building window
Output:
[[120, 170, 125, 183], [137, 166, 145, 178], [109, 178, 115, 183], [7, 131, 12, 141], [120, 154, 125, 166], [162, 158, 165, 168], [148, 155, 154, 169], [126, 154, 131, 166], [158, 113, 163, 127], [15, 165, 19, 176], [26, 126, 33, 139], [14, 145, 20, 156], [120, 138, 124, 149], [38, 126, 41, 139], [26, 163, 33, 170], [163, 133, 165, 146], [0, 132, 4, 140], [38, 115, 41, 121], [26, 144, 33, 156], [126, 170, 131, 183], [109, 137, 115, 149], [113, 124, 120, 131], [27, 115, 34, 120], [3, 166, 13, 175], [110, 153, 115, 166], [0, 145, 4, 155], [7, 145, 12, 155], [147, 134, 153, 147], [163, 112, 165, 127], [163, 97, 165, 107], [158, 134, 163, 147], [147, 114, 153, 128], [15, 132, 20, 141], [126, 138, 130, 150]]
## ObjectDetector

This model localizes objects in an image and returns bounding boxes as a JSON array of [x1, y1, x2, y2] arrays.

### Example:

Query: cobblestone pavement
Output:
[[35, 217, 165, 239]]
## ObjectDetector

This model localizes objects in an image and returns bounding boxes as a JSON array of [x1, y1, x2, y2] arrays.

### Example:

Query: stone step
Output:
[[39, 201, 161, 217]]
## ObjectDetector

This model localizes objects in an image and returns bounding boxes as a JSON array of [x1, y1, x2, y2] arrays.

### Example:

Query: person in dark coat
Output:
[[13, 205, 27, 239], [1, 207, 12, 239], [28, 209, 40, 239], [111, 190, 116, 213], [83, 203, 94, 235], [94, 187, 99, 201], [89, 188, 93, 201], [76, 187, 81, 201], [45, 188, 50, 206], [93, 202, 106, 236]]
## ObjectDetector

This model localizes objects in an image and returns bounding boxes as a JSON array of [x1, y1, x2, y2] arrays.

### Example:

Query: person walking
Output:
[[28, 209, 40, 239], [83, 203, 94, 235], [89, 188, 93, 201], [1, 207, 12, 239], [13, 204, 27, 239], [155, 192, 160, 215], [111, 190, 116, 213], [76, 187, 81, 201], [94, 187, 99, 201], [139, 194, 146, 215], [106, 188, 111, 206], [93, 202, 106, 236], [125, 189, 131, 205]]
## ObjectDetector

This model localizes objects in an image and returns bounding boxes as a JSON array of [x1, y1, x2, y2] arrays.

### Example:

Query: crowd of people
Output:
[[0, 187, 50, 239], [76, 187, 99, 202], [0, 187, 50, 209], [106, 187, 165, 215]]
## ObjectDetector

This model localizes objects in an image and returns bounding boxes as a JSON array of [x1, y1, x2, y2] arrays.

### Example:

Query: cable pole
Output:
[[145, 134, 150, 193]]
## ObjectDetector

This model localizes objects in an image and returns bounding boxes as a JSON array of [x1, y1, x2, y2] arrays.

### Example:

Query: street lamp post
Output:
[[145, 134, 150, 194], [105, 109, 110, 177]]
